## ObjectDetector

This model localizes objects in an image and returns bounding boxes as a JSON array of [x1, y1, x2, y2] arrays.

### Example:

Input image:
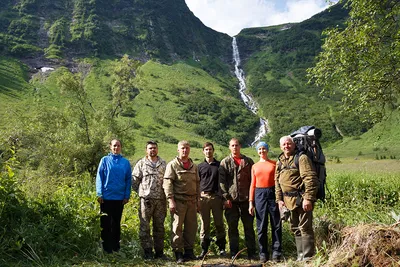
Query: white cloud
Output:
[[185, 0, 333, 36]]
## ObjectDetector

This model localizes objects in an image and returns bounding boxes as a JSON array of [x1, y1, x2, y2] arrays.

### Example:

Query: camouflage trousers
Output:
[[139, 197, 167, 251]]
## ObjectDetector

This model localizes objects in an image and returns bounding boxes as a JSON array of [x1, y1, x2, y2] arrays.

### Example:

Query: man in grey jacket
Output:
[[132, 140, 167, 260]]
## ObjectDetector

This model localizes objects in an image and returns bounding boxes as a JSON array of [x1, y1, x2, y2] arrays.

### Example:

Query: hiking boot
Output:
[[154, 250, 168, 260], [175, 252, 184, 263], [143, 248, 153, 259], [198, 249, 208, 259], [247, 253, 258, 261], [272, 251, 282, 262], [272, 256, 282, 262], [259, 253, 268, 263], [183, 249, 197, 261], [230, 251, 238, 260], [198, 239, 209, 259]]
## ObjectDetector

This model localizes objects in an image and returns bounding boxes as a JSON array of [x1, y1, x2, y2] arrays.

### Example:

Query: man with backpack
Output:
[[275, 135, 319, 261]]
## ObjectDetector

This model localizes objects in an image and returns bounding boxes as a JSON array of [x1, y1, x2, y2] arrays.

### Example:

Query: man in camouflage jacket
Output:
[[132, 141, 167, 260], [275, 135, 319, 261]]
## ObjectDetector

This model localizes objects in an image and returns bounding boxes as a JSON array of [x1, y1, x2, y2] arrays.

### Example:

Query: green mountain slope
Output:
[[1, 0, 398, 162], [326, 110, 400, 160], [0, 56, 259, 169], [236, 2, 373, 145]]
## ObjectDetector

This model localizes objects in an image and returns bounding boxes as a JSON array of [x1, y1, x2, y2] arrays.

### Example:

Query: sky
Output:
[[185, 0, 337, 36]]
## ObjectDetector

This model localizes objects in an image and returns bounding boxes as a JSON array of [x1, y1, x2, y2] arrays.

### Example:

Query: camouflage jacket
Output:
[[163, 157, 200, 202], [219, 154, 254, 202], [275, 153, 318, 210], [132, 156, 167, 200]]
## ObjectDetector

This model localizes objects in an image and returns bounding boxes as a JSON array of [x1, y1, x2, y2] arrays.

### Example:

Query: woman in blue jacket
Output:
[[96, 139, 132, 253]]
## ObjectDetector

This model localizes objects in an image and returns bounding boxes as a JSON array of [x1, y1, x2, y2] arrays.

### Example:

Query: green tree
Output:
[[57, 66, 93, 144], [110, 55, 141, 118], [308, 0, 400, 122]]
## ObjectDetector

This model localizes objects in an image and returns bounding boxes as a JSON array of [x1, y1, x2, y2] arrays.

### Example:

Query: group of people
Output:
[[95, 136, 319, 263]]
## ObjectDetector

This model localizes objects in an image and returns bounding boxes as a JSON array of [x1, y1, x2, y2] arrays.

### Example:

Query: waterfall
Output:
[[232, 37, 268, 146]]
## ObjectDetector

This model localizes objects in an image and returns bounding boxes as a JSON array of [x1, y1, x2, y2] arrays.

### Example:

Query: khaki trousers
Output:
[[290, 206, 314, 238], [199, 193, 226, 243], [171, 198, 198, 252]]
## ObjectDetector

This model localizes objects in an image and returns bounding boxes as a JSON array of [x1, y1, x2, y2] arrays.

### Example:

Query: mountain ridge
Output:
[[0, 0, 232, 64]]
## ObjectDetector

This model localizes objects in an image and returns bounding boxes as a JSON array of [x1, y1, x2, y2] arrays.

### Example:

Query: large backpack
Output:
[[279, 126, 328, 202]]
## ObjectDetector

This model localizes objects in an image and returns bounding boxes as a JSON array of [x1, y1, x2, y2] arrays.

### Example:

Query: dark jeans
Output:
[[225, 201, 256, 255], [100, 200, 124, 252], [255, 187, 282, 259]]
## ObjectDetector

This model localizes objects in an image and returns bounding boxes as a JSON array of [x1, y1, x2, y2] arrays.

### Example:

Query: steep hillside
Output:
[[236, 2, 372, 145], [0, 56, 259, 171], [0, 0, 232, 62], [325, 110, 400, 160]]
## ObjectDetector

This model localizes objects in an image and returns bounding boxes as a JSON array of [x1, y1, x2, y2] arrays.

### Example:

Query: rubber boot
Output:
[[302, 236, 315, 261], [175, 251, 184, 263], [198, 239, 210, 259], [295, 236, 303, 261]]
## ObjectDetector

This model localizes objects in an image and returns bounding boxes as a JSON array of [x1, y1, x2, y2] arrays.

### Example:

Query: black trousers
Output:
[[225, 201, 256, 255], [100, 200, 124, 252], [255, 187, 282, 259]]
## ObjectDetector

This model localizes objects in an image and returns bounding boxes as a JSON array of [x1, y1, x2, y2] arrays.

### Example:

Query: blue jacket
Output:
[[96, 153, 132, 200]]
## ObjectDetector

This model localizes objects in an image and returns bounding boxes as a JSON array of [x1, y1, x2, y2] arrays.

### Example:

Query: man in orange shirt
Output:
[[249, 142, 282, 263]]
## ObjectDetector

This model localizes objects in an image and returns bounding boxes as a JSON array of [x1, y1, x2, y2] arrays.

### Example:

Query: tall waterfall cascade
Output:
[[232, 37, 268, 146]]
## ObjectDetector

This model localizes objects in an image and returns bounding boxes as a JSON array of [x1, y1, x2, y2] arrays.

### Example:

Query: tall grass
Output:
[[2, 154, 400, 266]]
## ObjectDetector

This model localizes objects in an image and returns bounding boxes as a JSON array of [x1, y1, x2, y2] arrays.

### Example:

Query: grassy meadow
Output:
[[1, 56, 400, 266], [1, 147, 400, 266]]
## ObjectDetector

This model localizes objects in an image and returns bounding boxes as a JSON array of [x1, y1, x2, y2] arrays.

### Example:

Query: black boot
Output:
[[198, 239, 210, 259], [143, 248, 153, 259], [295, 236, 303, 261], [175, 251, 184, 263], [154, 249, 168, 260], [216, 238, 226, 256], [183, 249, 197, 261], [302, 235, 315, 261]]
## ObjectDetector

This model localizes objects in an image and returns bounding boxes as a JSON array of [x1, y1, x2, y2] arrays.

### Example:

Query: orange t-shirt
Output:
[[249, 159, 276, 202]]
